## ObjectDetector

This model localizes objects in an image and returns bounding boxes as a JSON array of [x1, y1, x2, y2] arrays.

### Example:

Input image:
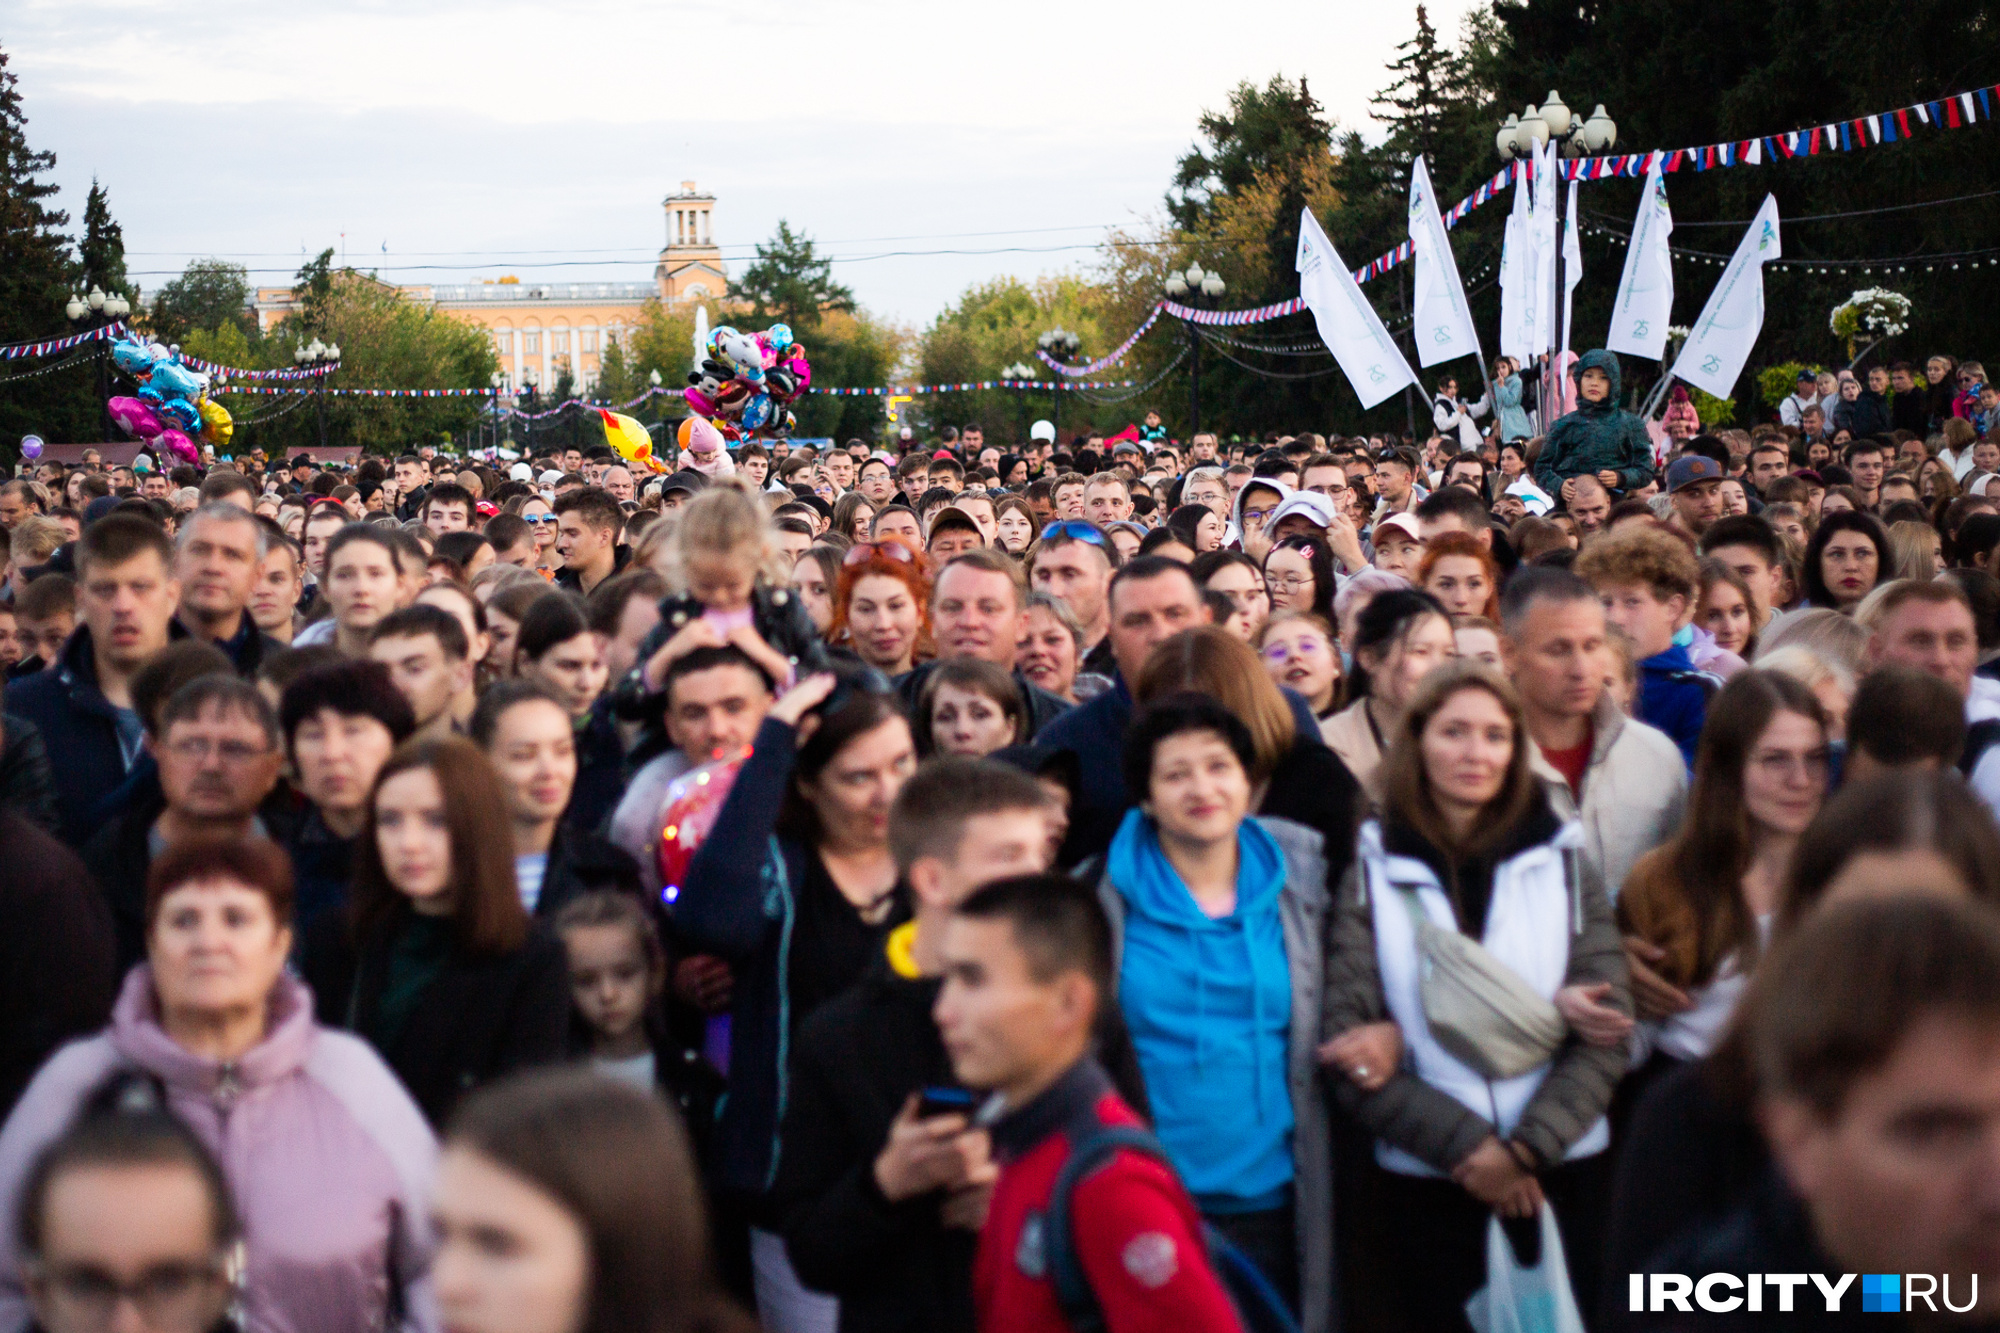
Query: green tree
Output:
[[729, 222, 854, 331], [148, 259, 255, 347], [1371, 6, 1465, 172], [291, 248, 336, 334], [77, 179, 131, 303]]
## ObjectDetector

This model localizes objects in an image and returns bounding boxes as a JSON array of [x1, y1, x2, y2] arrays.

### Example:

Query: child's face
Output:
[[686, 552, 758, 612], [564, 923, 655, 1043], [1579, 368, 1611, 403], [1597, 581, 1686, 661]]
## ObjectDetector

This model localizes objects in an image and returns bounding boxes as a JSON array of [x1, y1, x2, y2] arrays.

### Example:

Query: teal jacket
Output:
[[1533, 350, 1656, 495]]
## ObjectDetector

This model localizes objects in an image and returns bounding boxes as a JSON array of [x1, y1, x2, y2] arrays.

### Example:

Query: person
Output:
[[303, 523, 409, 656], [1017, 593, 1094, 705], [1415, 531, 1500, 621], [583, 567, 663, 689], [1801, 509, 1889, 612], [1031, 524, 1117, 675], [1698, 515, 1788, 643], [368, 603, 477, 740], [677, 681, 917, 1328], [513, 594, 623, 835], [1695, 559, 1759, 664], [1093, 695, 1334, 1318], [1191, 549, 1272, 642], [1533, 350, 1655, 501], [471, 681, 643, 918], [1321, 588, 1457, 800], [831, 540, 931, 679], [249, 530, 304, 645], [1262, 535, 1338, 624], [1574, 522, 1715, 768], [1844, 663, 1966, 781], [1255, 612, 1341, 737], [1322, 664, 1630, 1331], [1493, 357, 1532, 442], [791, 546, 841, 635], [901, 549, 1069, 734], [279, 659, 417, 939], [551, 487, 629, 595], [1857, 577, 2000, 813], [772, 759, 1055, 1333], [432, 1068, 753, 1333], [916, 657, 1029, 759], [300, 738, 570, 1126], [173, 502, 285, 676], [0, 837, 440, 1333], [934, 875, 1246, 1333], [1166, 503, 1225, 554]]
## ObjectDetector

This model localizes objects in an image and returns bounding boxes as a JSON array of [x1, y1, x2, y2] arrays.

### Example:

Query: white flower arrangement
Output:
[[1830, 289, 1912, 342]]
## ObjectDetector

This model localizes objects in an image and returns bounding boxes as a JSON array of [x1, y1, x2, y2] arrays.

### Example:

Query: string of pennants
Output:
[[810, 379, 1137, 395], [216, 379, 1137, 404], [0, 321, 129, 361]]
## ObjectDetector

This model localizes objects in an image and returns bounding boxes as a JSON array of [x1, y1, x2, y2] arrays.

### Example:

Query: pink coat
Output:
[[0, 968, 439, 1333]]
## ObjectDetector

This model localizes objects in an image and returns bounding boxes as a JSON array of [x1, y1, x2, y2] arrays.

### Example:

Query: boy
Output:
[[1574, 523, 1713, 768], [1533, 349, 1656, 503], [11, 573, 75, 678], [367, 605, 476, 739], [936, 875, 1242, 1333]]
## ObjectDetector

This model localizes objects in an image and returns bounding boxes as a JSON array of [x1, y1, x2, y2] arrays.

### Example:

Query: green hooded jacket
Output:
[[1532, 349, 1657, 495]]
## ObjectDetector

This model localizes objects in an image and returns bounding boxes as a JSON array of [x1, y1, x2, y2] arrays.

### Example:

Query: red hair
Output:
[[831, 540, 935, 660], [1415, 530, 1503, 621]]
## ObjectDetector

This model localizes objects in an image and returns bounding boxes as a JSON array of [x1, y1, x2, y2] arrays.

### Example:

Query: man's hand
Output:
[[1623, 936, 1694, 1020], [939, 1175, 998, 1231], [671, 956, 733, 1013], [873, 1095, 994, 1202], [1556, 982, 1633, 1047], [1317, 1021, 1401, 1092], [640, 619, 727, 693]]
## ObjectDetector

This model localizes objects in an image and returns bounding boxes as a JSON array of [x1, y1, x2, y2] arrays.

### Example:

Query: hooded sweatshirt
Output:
[[1532, 349, 1657, 496], [1106, 808, 1293, 1210]]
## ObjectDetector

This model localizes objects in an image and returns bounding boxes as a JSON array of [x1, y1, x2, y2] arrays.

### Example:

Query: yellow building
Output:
[[251, 181, 731, 391]]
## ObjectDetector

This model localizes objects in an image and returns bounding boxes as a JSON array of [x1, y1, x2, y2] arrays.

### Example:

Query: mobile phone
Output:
[[916, 1086, 978, 1120]]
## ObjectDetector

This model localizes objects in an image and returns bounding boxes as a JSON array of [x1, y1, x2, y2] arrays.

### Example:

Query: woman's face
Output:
[[1454, 625, 1501, 667], [1770, 512, 1808, 547], [1701, 581, 1754, 656], [996, 506, 1035, 554], [375, 766, 456, 906], [1817, 373, 1840, 400], [1499, 448, 1525, 479], [1422, 554, 1491, 619], [1372, 533, 1421, 579], [1419, 687, 1515, 812], [1929, 357, 1953, 384], [489, 699, 578, 829], [524, 632, 609, 717], [1193, 509, 1224, 553], [431, 1147, 590, 1333], [847, 505, 875, 543], [1371, 614, 1458, 711], [1819, 490, 1854, 517], [521, 500, 558, 554], [846, 573, 921, 674], [929, 682, 1015, 758], [1820, 531, 1880, 606], [1263, 547, 1318, 613], [1203, 562, 1270, 642], [800, 717, 917, 851], [1107, 527, 1142, 563], [1717, 479, 1749, 517], [792, 555, 833, 633], [1145, 729, 1251, 849], [1017, 605, 1080, 699], [26, 1161, 232, 1333], [1807, 441, 1832, 468], [486, 612, 520, 677], [1742, 708, 1828, 838], [149, 877, 290, 1024], [1259, 620, 1339, 712]]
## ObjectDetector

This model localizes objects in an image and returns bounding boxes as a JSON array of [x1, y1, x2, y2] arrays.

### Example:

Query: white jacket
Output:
[[1530, 694, 1688, 900], [1432, 392, 1489, 450]]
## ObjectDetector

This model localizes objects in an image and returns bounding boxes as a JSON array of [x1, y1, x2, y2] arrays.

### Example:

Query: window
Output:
[[582, 331, 597, 353], [524, 331, 541, 353], [553, 332, 569, 354]]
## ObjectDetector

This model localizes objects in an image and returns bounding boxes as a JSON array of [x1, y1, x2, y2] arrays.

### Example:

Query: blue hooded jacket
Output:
[[1107, 807, 1294, 1209]]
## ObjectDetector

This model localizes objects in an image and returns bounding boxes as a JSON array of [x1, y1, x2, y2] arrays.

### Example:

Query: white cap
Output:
[[509, 462, 534, 482], [1029, 419, 1056, 443], [538, 468, 566, 486]]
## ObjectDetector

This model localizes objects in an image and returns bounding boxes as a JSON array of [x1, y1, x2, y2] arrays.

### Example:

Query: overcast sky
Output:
[[12, 0, 1484, 327]]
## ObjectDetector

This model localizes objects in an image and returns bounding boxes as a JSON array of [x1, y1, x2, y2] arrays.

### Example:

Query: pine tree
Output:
[[729, 222, 854, 332], [0, 43, 73, 345], [78, 179, 132, 302], [1371, 7, 1463, 171]]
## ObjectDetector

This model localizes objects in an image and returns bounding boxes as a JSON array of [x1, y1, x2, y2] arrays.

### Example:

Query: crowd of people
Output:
[[1, 357, 1999, 1333]]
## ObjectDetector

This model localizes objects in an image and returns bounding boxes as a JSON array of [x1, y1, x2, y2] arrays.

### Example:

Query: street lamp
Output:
[[66, 285, 132, 441], [999, 361, 1036, 442], [489, 370, 507, 451], [293, 338, 340, 454], [1036, 328, 1081, 440], [1163, 264, 1225, 436]]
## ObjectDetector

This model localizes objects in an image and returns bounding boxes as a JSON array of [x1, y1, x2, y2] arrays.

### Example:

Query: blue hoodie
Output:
[[1107, 808, 1294, 1210], [1638, 638, 1716, 770]]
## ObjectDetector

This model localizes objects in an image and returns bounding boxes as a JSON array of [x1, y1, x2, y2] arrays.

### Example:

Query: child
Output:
[[610, 478, 829, 763], [12, 571, 75, 677], [1533, 348, 1657, 503], [1576, 523, 1716, 768]]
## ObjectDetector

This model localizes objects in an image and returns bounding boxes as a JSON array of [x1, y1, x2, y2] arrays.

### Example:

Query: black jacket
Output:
[[0, 811, 116, 1118], [0, 712, 59, 834], [1891, 387, 1929, 436], [8, 626, 140, 847], [299, 908, 572, 1127], [535, 822, 644, 919], [553, 543, 633, 595]]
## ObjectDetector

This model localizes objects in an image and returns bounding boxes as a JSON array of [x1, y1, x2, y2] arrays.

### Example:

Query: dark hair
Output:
[[445, 1069, 750, 1333], [146, 835, 296, 934], [434, 530, 492, 570], [130, 642, 235, 738], [351, 738, 527, 956], [1940, 568, 2000, 651], [1801, 510, 1889, 608], [369, 603, 470, 661], [424, 482, 475, 516], [586, 568, 667, 637], [887, 757, 1053, 871], [1264, 534, 1338, 622], [515, 592, 592, 663], [157, 674, 281, 752], [1162, 504, 1214, 551], [1779, 772, 2000, 928], [1121, 692, 1257, 804], [1378, 662, 1537, 860], [914, 657, 1027, 756], [661, 644, 774, 706], [1414, 485, 1491, 531], [76, 512, 173, 577], [279, 660, 417, 749], [468, 679, 571, 749], [777, 691, 912, 846], [1699, 514, 1784, 567], [953, 873, 1112, 1001], [324, 522, 404, 577], [553, 486, 624, 533], [1107, 553, 1200, 610], [484, 512, 532, 554], [1848, 666, 1966, 768], [1346, 587, 1450, 703]]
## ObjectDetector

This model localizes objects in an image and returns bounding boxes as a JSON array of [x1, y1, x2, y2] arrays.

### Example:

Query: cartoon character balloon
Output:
[[680, 323, 812, 440], [107, 338, 217, 464]]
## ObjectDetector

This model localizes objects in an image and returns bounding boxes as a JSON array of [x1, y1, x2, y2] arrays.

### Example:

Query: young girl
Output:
[[612, 480, 830, 764]]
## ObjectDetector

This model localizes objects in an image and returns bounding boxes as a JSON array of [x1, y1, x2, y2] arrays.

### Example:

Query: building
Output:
[[249, 181, 730, 391]]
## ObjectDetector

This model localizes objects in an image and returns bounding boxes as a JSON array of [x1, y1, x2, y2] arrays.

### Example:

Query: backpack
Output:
[[1042, 1122, 1300, 1333]]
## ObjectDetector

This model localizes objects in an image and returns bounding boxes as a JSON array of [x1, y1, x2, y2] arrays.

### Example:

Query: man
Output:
[[858, 457, 898, 507], [173, 503, 282, 676], [1186, 431, 1219, 466], [9, 516, 181, 846], [0, 481, 42, 531], [1662, 454, 1725, 540], [1413, 486, 1497, 553], [823, 450, 856, 496], [553, 486, 629, 595], [1051, 473, 1088, 521], [1698, 516, 1788, 639], [12, 573, 74, 678], [960, 425, 985, 456], [1878, 473, 1922, 510], [299, 502, 348, 587], [1862, 579, 2000, 815], [368, 604, 476, 740], [1080, 474, 1132, 528], [1844, 665, 1966, 784], [1889, 361, 1929, 436], [140, 472, 172, 502], [1798, 402, 1829, 446], [1574, 523, 1713, 768], [1850, 365, 1894, 439], [774, 760, 1055, 1333], [601, 465, 636, 504], [935, 875, 1242, 1333], [84, 675, 284, 971], [928, 508, 985, 562], [1500, 568, 1687, 899], [1181, 467, 1229, 519], [872, 506, 925, 551], [1777, 368, 1818, 427], [1372, 447, 1424, 519], [901, 549, 1070, 734], [420, 481, 474, 535], [1566, 473, 1613, 538], [954, 491, 998, 545], [484, 513, 539, 569], [1035, 557, 1210, 858], [391, 454, 429, 518], [1297, 454, 1350, 507], [1844, 438, 1887, 510], [1031, 525, 1116, 677]]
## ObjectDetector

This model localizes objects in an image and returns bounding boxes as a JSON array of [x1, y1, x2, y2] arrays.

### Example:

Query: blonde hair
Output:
[[1755, 607, 1868, 681], [655, 478, 779, 590]]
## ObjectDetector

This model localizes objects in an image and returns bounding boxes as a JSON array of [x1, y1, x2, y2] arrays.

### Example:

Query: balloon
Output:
[[677, 414, 727, 458], [19, 435, 42, 460], [600, 409, 665, 472], [107, 395, 164, 439], [739, 392, 773, 431], [683, 386, 718, 416], [197, 397, 233, 448], [656, 747, 752, 905], [763, 323, 794, 355], [156, 398, 200, 434], [714, 330, 765, 385], [156, 430, 200, 467]]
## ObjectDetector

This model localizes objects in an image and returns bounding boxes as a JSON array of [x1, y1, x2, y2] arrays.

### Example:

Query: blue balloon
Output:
[[739, 392, 773, 430]]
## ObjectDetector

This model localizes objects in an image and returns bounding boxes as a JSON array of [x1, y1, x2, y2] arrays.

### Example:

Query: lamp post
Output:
[[489, 370, 507, 452], [1496, 92, 1617, 431], [1163, 264, 1225, 436], [999, 361, 1035, 443], [293, 338, 340, 455], [1035, 328, 1081, 443], [66, 285, 131, 441], [520, 369, 540, 455]]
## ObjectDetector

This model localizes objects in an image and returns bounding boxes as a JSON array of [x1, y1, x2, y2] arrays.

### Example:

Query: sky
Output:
[[10, 0, 1486, 327]]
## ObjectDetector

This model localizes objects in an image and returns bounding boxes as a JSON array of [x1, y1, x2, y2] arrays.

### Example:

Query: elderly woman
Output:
[[0, 838, 440, 1333], [1017, 591, 1099, 703]]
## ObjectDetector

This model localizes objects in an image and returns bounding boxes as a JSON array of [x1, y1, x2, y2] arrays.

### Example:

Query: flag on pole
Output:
[[1530, 142, 1560, 354], [1499, 165, 1534, 359], [1606, 159, 1675, 361], [1408, 156, 1483, 368], [1671, 195, 1782, 398], [1296, 208, 1418, 410], [1561, 181, 1582, 358]]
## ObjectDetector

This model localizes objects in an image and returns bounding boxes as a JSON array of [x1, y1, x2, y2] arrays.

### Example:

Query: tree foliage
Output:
[[78, 180, 132, 305], [728, 221, 855, 332], [148, 259, 255, 347]]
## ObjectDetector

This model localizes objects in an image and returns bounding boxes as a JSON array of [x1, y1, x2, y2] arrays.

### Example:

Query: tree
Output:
[[77, 179, 131, 303], [291, 248, 336, 334], [1372, 7, 1463, 171], [729, 222, 854, 331], [148, 259, 255, 347]]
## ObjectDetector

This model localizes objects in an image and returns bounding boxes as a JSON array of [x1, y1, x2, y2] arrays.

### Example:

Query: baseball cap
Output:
[[1374, 512, 1423, 543], [661, 469, 710, 496], [509, 462, 534, 482], [1796, 369, 1817, 383], [1666, 455, 1725, 493], [928, 506, 980, 538]]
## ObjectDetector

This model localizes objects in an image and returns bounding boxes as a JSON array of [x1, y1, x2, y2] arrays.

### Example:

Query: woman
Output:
[[677, 683, 916, 1320], [483, 581, 550, 680], [1137, 527, 1196, 563], [831, 540, 931, 679], [830, 492, 875, 545], [790, 545, 841, 636], [514, 594, 621, 835], [1920, 455, 1961, 502], [1255, 612, 1341, 740], [1928, 355, 1961, 431], [1696, 559, 1759, 662], [1801, 510, 1889, 612], [520, 496, 560, 572], [434, 1069, 752, 1333], [1497, 440, 1529, 487], [302, 739, 570, 1126], [1321, 664, 1629, 1331], [1322, 588, 1457, 799], [1494, 357, 1532, 442], [1166, 503, 1225, 554], [1886, 518, 1943, 582], [993, 495, 1038, 556], [1415, 531, 1500, 622], [1263, 535, 1337, 624], [1817, 485, 1860, 516], [0, 838, 438, 1333], [915, 656, 1028, 758], [1093, 694, 1333, 1315], [1762, 501, 1811, 551], [1018, 592, 1093, 703], [1190, 550, 1272, 643]]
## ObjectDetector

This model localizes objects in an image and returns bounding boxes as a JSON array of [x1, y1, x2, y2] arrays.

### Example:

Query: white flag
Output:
[[1606, 160, 1674, 360], [1671, 194, 1781, 399], [1561, 180, 1581, 357], [1498, 165, 1533, 359], [1530, 142, 1559, 354], [1408, 156, 1482, 368], [1295, 208, 1418, 410]]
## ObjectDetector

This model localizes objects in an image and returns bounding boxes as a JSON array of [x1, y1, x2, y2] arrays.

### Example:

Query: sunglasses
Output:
[[1039, 521, 1110, 547], [520, 513, 558, 525], [842, 540, 918, 566]]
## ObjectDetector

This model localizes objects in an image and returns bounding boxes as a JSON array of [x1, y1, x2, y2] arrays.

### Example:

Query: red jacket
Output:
[[974, 1060, 1242, 1333]]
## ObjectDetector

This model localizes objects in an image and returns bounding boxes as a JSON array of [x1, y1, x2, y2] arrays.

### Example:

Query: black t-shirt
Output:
[[786, 855, 906, 1031]]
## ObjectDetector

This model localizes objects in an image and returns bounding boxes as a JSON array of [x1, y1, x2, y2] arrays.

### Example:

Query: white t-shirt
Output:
[[594, 1051, 657, 1094]]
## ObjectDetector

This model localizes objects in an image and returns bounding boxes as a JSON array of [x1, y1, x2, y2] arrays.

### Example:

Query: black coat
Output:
[[7, 626, 139, 847], [300, 909, 571, 1127], [0, 811, 116, 1118], [0, 712, 58, 834], [535, 823, 644, 919]]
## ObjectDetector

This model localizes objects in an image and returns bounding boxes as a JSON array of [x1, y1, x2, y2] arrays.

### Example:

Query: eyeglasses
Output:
[[1242, 507, 1278, 527], [1261, 636, 1330, 664], [1264, 574, 1314, 594], [34, 1260, 228, 1330], [1039, 521, 1109, 547], [519, 513, 557, 525], [842, 540, 918, 566]]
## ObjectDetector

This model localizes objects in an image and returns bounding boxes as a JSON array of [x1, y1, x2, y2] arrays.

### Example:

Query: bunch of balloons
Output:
[[683, 323, 811, 438], [106, 339, 229, 466]]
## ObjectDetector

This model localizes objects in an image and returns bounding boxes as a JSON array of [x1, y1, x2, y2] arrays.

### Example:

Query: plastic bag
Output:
[[655, 745, 752, 906], [1465, 1206, 1586, 1333]]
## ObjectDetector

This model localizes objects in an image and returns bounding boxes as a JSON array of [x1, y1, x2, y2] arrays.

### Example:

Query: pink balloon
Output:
[[107, 395, 163, 440], [683, 386, 717, 416], [156, 430, 200, 467]]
